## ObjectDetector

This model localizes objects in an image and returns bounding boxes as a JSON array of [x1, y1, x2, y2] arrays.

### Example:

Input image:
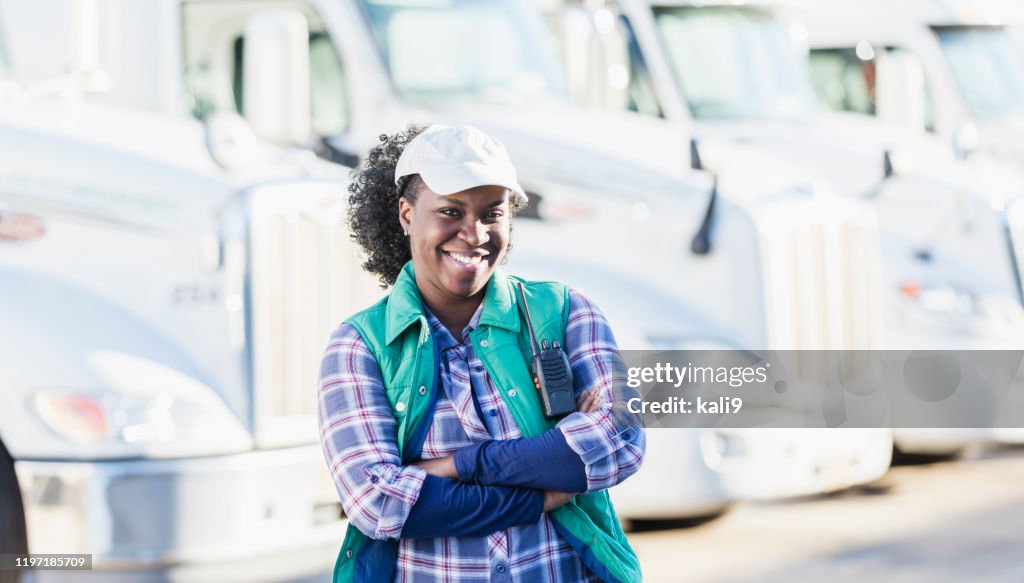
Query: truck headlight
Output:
[[34, 390, 185, 445], [898, 281, 978, 316], [30, 351, 251, 454]]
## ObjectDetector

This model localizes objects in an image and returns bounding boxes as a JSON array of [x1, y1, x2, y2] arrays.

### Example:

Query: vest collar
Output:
[[385, 261, 520, 344]]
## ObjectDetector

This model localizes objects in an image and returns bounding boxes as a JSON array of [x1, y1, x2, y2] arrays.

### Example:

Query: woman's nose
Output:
[[459, 220, 490, 246]]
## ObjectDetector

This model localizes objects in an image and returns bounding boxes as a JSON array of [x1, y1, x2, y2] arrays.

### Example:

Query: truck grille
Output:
[[247, 183, 384, 447], [758, 199, 882, 350]]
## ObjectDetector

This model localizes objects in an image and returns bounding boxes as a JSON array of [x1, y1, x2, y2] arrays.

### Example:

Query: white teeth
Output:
[[448, 252, 483, 265]]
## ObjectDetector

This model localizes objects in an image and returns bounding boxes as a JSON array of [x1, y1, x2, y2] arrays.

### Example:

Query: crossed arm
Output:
[[412, 388, 604, 487], [400, 389, 605, 539], [317, 292, 645, 541]]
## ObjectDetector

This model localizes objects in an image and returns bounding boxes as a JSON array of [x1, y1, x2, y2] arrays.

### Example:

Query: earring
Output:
[[403, 229, 409, 237]]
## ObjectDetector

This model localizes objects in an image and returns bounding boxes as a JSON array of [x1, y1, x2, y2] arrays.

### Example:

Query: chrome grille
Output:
[[759, 199, 883, 350], [247, 183, 384, 447]]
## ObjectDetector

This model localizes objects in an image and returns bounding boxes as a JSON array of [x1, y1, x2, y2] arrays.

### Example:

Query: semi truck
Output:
[[802, 0, 1024, 450], [0, 94, 377, 581], [538, 0, 1024, 455]]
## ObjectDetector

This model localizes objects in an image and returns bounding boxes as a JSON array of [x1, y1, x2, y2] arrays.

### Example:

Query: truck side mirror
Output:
[[242, 10, 311, 146], [875, 50, 927, 134], [952, 123, 980, 161], [556, 5, 628, 110]]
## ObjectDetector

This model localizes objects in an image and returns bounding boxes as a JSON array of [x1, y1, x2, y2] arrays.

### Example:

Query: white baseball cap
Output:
[[394, 124, 526, 200]]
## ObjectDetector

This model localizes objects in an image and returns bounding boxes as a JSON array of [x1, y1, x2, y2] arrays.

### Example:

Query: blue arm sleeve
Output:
[[453, 428, 587, 493], [401, 475, 544, 539]]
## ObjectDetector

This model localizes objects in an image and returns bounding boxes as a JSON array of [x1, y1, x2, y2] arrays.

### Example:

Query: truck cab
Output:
[[0, 97, 382, 580], [804, 0, 1024, 173], [539, 0, 1024, 457]]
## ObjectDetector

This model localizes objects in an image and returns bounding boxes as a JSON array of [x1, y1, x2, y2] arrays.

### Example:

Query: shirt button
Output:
[[395, 402, 407, 413], [479, 339, 489, 347], [495, 563, 506, 574], [489, 409, 498, 417], [418, 385, 427, 396], [508, 390, 517, 397], [370, 475, 379, 483], [345, 550, 354, 559]]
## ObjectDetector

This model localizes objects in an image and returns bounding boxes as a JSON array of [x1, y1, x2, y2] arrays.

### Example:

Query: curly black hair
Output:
[[347, 124, 528, 288]]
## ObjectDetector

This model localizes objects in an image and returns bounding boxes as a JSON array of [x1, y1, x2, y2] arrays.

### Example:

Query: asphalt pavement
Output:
[[630, 447, 1024, 583]]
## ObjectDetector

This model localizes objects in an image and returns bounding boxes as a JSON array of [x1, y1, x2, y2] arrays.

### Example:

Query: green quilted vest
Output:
[[331, 262, 641, 583]]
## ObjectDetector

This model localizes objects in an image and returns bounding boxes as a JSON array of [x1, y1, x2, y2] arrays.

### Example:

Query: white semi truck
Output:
[[539, 0, 1024, 455], [0, 97, 381, 581], [802, 0, 1024, 450]]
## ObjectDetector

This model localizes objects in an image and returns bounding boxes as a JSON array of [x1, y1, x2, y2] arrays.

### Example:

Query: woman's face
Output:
[[399, 183, 511, 302]]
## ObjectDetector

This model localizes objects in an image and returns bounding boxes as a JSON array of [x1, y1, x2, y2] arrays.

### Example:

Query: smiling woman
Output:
[[400, 183, 509, 328], [392, 126, 522, 332], [345, 125, 527, 291], [318, 124, 646, 582]]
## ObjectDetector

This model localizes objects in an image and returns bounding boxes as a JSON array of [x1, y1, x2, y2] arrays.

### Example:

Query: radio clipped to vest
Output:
[[515, 282, 576, 419]]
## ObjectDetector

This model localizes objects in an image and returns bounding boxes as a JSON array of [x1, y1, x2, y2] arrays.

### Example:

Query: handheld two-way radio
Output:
[[515, 282, 576, 419]]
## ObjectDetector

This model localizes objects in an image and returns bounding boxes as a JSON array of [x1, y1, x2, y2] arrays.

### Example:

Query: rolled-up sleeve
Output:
[[556, 289, 646, 493], [317, 323, 427, 540]]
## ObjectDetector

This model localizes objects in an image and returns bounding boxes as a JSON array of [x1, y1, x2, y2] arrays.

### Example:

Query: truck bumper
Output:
[[709, 428, 894, 500], [610, 429, 733, 519], [14, 445, 345, 574]]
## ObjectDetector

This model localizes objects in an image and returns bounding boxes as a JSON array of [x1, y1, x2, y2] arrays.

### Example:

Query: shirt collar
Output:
[[423, 302, 484, 351], [384, 261, 520, 345]]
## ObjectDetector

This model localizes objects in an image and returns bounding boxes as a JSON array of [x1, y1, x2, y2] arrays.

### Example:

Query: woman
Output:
[[318, 124, 645, 582]]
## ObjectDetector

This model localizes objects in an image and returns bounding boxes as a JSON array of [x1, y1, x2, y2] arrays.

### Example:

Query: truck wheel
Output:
[[624, 505, 731, 532], [0, 439, 27, 583], [891, 444, 963, 466]]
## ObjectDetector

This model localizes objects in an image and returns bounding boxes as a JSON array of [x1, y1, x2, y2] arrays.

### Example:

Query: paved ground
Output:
[[22, 447, 1024, 582], [629, 447, 1024, 583]]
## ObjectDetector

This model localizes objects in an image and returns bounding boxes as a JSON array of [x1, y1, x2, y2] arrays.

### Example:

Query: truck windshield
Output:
[[934, 26, 1024, 121], [653, 6, 815, 120], [357, 0, 569, 106]]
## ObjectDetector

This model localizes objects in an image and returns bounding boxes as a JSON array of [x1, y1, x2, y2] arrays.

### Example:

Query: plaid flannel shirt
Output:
[[318, 289, 645, 582]]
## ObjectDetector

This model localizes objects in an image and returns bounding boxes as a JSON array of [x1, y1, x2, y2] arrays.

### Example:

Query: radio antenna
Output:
[[516, 282, 542, 359]]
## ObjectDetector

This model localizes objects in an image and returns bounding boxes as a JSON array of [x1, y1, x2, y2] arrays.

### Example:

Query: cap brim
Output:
[[419, 161, 527, 200]]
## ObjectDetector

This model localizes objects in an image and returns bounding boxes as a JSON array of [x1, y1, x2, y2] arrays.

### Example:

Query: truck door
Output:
[[182, 0, 357, 165], [809, 44, 935, 133]]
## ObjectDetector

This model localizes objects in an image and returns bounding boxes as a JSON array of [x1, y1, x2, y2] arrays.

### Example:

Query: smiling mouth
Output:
[[442, 250, 490, 267]]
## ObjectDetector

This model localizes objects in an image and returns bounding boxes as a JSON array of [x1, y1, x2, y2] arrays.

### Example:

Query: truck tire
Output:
[[624, 505, 732, 532], [0, 439, 27, 583]]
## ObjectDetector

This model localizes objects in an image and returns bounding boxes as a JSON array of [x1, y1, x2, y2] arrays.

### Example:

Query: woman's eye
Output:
[[439, 208, 461, 218], [485, 211, 505, 220]]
